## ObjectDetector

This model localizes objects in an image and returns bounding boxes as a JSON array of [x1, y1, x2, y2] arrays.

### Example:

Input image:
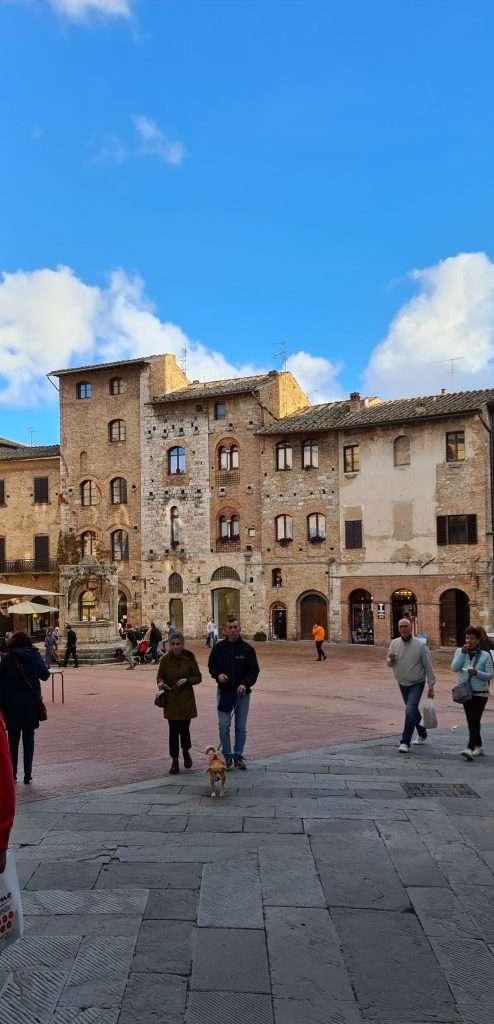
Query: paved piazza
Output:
[[5, 643, 494, 1023]]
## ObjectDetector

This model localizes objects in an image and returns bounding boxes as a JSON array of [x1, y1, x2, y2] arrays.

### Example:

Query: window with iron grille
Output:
[[33, 477, 49, 504], [76, 382, 91, 399], [343, 444, 360, 473], [275, 514, 293, 541], [108, 419, 126, 443], [110, 477, 127, 505], [302, 440, 319, 469], [111, 529, 129, 561], [169, 572, 183, 593], [0, 480, 5, 506], [168, 447, 186, 474], [219, 514, 240, 539], [308, 513, 326, 540], [211, 566, 241, 581], [80, 480, 95, 506], [109, 377, 123, 395], [446, 431, 465, 462], [276, 442, 292, 470], [345, 520, 363, 549], [437, 514, 477, 545]]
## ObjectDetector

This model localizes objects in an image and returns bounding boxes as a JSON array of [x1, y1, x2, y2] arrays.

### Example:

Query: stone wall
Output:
[[0, 451, 60, 594]]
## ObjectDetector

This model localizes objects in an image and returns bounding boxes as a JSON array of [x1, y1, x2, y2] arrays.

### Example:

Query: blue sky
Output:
[[2, 0, 494, 444]]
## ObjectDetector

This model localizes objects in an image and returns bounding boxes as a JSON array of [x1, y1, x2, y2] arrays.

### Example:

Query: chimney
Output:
[[349, 391, 362, 412], [440, 388, 448, 395]]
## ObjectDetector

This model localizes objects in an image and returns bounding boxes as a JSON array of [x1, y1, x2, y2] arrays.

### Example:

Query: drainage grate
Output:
[[401, 782, 479, 798]]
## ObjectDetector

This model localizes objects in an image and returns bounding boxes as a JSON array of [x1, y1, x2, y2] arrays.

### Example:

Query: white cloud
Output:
[[0, 266, 327, 407], [99, 116, 185, 168], [365, 252, 494, 397], [286, 350, 343, 403], [48, 0, 131, 20]]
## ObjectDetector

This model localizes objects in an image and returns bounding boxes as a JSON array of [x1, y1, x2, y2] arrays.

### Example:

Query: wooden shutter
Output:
[[0, 537, 5, 566], [0, 480, 4, 505], [34, 535, 49, 570], [345, 520, 362, 549], [34, 477, 49, 503], [436, 516, 447, 545], [467, 515, 478, 544]]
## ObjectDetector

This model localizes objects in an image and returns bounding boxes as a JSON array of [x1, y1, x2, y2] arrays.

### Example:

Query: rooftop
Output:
[[152, 371, 276, 403], [0, 443, 60, 461], [49, 355, 158, 377], [258, 387, 494, 434]]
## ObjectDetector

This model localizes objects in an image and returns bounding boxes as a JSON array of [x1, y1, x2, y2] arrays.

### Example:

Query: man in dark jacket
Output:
[[208, 615, 259, 770], [63, 624, 78, 668], [149, 622, 162, 664]]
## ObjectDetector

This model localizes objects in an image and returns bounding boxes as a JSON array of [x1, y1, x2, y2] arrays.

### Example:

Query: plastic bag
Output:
[[0, 852, 24, 951], [422, 698, 438, 729]]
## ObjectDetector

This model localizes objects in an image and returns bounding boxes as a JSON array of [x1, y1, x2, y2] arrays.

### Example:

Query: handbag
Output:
[[452, 649, 480, 704], [0, 852, 24, 951], [13, 656, 48, 723], [154, 690, 167, 708]]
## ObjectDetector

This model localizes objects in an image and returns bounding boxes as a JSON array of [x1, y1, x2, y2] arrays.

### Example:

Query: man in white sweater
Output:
[[387, 618, 436, 752]]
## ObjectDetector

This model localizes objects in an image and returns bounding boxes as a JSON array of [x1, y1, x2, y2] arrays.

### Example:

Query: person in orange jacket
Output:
[[312, 623, 327, 661], [0, 713, 15, 873]]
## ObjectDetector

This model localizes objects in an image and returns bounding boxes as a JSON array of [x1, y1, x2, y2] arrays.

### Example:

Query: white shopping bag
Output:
[[422, 698, 438, 730], [0, 852, 23, 952]]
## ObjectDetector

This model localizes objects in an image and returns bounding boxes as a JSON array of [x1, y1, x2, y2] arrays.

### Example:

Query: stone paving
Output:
[[5, 726, 494, 1023]]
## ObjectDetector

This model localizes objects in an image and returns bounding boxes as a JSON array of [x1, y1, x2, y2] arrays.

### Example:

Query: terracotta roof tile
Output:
[[152, 372, 275, 403]]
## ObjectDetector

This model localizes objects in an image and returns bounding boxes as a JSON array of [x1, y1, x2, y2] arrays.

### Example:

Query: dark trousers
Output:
[[168, 719, 191, 758], [399, 682, 426, 745], [8, 726, 35, 780], [463, 696, 488, 750], [63, 646, 78, 667], [315, 640, 326, 660]]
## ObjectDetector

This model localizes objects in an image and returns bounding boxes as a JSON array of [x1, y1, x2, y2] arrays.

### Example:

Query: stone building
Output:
[[0, 437, 60, 635]]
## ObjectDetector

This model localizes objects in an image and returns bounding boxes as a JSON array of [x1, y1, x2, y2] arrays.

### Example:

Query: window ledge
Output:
[[308, 536, 325, 544], [344, 472, 359, 478], [277, 538, 293, 546]]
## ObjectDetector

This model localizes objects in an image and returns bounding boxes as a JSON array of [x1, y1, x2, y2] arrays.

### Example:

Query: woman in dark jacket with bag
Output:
[[156, 631, 201, 774], [0, 632, 50, 784]]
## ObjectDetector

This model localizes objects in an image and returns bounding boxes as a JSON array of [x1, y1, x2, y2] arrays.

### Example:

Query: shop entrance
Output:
[[440, 589, 470, 646], [349, 589, 374, 644], [271, 603, 287, 640], [391, 589, 417, 637]]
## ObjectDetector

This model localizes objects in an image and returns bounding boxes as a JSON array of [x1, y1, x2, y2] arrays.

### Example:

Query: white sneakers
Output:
[[412, 736, 427, 746], [398, 743, 409, 753], [461, 748, 474, 761], [472, 747, 484, 757]]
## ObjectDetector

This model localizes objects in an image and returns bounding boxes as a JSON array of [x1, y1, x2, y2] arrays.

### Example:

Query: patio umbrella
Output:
[[6, 601, 59, 615]]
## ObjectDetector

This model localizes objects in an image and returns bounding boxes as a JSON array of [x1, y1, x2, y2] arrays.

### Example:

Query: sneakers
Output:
[[183, 750, 193, 770], [412, 735, 427, 746], [461, 748, 474, 762], [472, 747, 485, 758], [398, 743, 409, 753], [234, 756, 247, 770]]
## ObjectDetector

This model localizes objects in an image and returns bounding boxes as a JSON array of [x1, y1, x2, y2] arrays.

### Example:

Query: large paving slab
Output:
[[7, 726, 494, 1022]]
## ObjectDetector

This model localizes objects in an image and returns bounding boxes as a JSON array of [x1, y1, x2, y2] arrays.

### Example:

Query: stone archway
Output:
[[270, 602, 287, 640]]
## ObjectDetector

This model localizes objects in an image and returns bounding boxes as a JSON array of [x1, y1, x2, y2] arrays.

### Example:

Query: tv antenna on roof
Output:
[[274, 340, 288, 372], [179, 343, 188, 376], [437, 356, 463, 378], [27, 427, 35, 446]]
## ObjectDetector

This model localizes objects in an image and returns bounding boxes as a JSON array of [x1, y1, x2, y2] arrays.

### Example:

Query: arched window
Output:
[[275, 514, 293, 542], [211, 566, 240, 581], [80, 480, 95, 507], [169, 572, 183, 593], [109, 377, 123, 395], [79, 590, 96, 622], [170, 506, 180, 545], [276, 442, 292, 471], [111, 529, 129, 561], [307, 513, 326, 541], [110, 477, 127, 505], [80, 531, 96, 558], [218, 513, 240, 540], [80, 451, 87, 473], [394, 435, 410, 466], [302, 440, 319, 469], [218, 444, 240, 471], [108, 419, 126, 443], [118, 591, 128, 621], [168, 447, 186, 475]]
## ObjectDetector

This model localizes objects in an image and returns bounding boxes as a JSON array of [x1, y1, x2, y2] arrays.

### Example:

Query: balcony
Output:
[[216, 470, 240, 488], [215, 538, 241, 553], [0, 559, 58, 575]]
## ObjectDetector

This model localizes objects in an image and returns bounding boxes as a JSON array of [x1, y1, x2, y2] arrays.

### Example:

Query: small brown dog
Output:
[[205, 745, 227, 798]]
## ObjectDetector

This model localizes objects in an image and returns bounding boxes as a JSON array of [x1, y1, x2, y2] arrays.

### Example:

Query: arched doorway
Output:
[[299, 592, 328, 640], [271, 603, 287, 640], [391, 589, 417, 637], [440, 589, 470, 646], [349, 589, 374, 644], [118, 591, 128, 623], [212, 588, 240, 637], [169, 598, 184, 631]]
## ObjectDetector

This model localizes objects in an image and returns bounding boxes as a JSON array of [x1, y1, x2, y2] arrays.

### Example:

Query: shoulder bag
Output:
[[13, 656, 48, 722], [452, 649, 480, 704]]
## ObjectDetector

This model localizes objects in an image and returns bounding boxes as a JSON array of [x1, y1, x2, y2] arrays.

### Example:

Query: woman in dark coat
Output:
[[156, 631, 201, 774], [0, 632, 50, 784]]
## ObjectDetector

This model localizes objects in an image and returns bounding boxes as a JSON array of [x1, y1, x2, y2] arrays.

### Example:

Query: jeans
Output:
[[399, 681, 426, 746], [63, 646, 78, 667], [8, 726, 35, 780], [463, 696, 488, 750], [168, 719, 191, 758], [149, 642, 159, 663], [218, 694, 250, 759], [315, 640, 326, 660]]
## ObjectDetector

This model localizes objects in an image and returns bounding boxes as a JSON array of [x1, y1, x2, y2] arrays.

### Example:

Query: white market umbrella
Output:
[[7, 601, 59, 615], [0, 584, 60, 599]]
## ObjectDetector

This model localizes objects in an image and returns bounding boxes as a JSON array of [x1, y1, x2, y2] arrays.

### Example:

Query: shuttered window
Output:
[[34, 477, 49, 503], [34, 535, 49, 570], [0, 480, 5, 506], [437, 514, 477, 545], [0, 537, 5, 567], [345, 520, 363, 549]]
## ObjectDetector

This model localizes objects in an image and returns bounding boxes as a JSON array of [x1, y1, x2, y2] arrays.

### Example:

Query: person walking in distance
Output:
[[148, 622, 162, 664], [312, 622, 327, 661], [124, 623, 138, 670], [451, 626, 494, 760], [63, 624, 79, 668], [156, 631, 201, 774], [208, 615, 259, 770], [206, 618, 216, 648], [388, 618, 436, 753]]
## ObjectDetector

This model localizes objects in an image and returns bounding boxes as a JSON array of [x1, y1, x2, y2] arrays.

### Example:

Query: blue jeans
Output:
[[399, 682, 426, 745], [218, 693, 250, 759]]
